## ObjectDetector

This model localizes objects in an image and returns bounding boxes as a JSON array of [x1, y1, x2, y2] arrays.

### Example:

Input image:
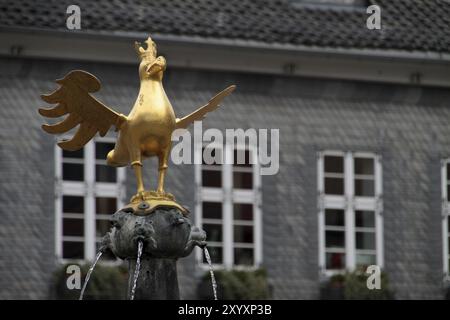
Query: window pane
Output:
[[202, 170, 222, 187], [234, 248, 254, 266], [96, 165, 117, 183], [63, 218, 83, 237], [63, 241, 84, 259], [63, 163, 84, 181], [355, 179, 374, 196], [202, 147, 223, 165], [355, 210, 375, 228], [96, 219, 112, 237], [63, 149, 83, 159], [202, 202, 222, 220], [234, 225, 253, 243], [233, 149, 252, 167], [448, 185, 450, 201], [96, 197, 117, 215], [447, 163, 450, 180], [325, 209, 345, 226], [356, 254, 376, 267], [324, 177, 344, 195], [324, 156, 343, 173], [354, 158, 374, 175], [233, 171, 253, 189], [203, 246, 222, 264], [63, 196, 84, 214], [325, 231, 345, 248], [233, 203, 253, 221], [356, 232, 375, 250], [96, 142, 114, 160], [204, 224, 222, 242], [326, 252, 345, 270]]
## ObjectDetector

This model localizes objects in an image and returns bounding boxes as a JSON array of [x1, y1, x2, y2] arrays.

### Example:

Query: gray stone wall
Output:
[[0, 57, 449, 299]]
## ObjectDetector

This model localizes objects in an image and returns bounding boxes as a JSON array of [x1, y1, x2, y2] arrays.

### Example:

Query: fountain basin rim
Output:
[[128, 202, 188, 216]]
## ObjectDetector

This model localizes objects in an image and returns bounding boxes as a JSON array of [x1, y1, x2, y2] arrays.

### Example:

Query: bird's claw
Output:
[[137, 190, 145, 200]]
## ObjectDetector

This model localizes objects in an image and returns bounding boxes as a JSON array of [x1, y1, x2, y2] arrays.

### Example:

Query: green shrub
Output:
[[321, 269, 394, 300], [198, 268, 271, 300], [344, 269, 393, 300], [53, 263, 128, 300]]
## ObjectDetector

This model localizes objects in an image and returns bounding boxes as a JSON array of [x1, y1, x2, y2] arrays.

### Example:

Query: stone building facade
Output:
[[0, 0, 449, 299]]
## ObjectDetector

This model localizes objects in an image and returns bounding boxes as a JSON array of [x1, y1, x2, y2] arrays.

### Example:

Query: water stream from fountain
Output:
[[130, 240, 144, 300], [203, 247, 218, 300], [79, 251, 103, 300]]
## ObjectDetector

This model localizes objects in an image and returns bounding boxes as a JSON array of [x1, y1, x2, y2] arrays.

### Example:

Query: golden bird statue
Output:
[[39, 37, 236, 214]]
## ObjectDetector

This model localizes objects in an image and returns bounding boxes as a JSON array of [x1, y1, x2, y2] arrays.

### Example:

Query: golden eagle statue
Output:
[[39, 37, 235, 214]]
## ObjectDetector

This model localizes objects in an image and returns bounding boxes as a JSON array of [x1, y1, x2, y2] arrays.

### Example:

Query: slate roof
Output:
[[0, 0, 449, 53]]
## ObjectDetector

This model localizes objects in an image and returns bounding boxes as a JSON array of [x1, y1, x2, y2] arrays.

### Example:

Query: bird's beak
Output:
[[146, 58, 165, 76], [146, 62, 159, 76]]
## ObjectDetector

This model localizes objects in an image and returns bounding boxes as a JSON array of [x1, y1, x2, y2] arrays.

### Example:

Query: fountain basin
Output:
[[101, 205, 206, 300]]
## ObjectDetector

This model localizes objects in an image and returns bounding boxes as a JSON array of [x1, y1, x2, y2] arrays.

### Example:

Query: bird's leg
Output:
[[157, 145, 171, 194], [132, 162, 145, 199]]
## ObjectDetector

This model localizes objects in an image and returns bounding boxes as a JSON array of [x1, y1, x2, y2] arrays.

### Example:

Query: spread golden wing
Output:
[[175, 85, 236, 129], [39, 70, 127, 151]]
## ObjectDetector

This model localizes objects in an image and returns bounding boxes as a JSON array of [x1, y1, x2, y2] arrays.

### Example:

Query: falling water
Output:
[[79, 251, 103, 300], [203, 247, 218, 300], [130, 240, 144, 300]]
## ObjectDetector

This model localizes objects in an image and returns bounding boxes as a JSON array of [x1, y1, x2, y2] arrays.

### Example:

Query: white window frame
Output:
[[55, 137, 126, 263], [318, 151, 383, 276], [441, 160, 450, 278], [195, 142, 262, 270]]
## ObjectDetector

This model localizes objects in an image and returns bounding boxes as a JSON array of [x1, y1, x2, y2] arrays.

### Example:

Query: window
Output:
[[441, 160, 450, 277], [196, 144, 262, 268], [318, 151, 383, 273], [56, 138, 126, 261]]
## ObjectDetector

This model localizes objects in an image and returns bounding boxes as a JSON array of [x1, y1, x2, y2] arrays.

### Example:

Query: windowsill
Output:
[[320, 269, 346, 280], [197, 263, 260, 273]]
